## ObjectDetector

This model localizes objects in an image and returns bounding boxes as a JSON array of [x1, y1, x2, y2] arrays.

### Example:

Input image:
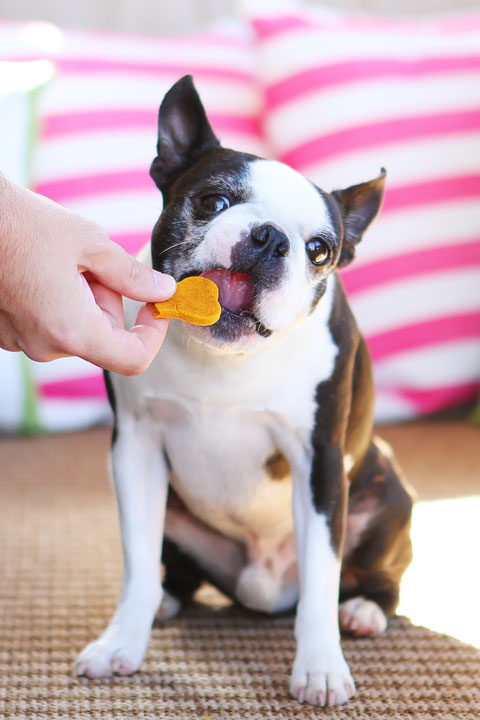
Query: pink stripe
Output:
[[0, 19, 250, 48], [341, 240, 480, 295], [252, 16, 317, 38], [40, 374, 107, 400], [334, 13, 480, 34], [71, 27, 250, 49], [383, 175, 480, 214], [436, 14, 480, 34], [279, 109, 480, 168], [169, 31, 251, 48], [34, 170, 153, 203], [267, 56, 480, 108], [396, 382, 479, 414], [110, 232, 151, 256], [367, 313, 480, 362], [253, 12, 480, 40], [44, 109, 158, 136], [54, 58, 252, 82], [0, 54, 253, 82], [43, 110, 261, 138]]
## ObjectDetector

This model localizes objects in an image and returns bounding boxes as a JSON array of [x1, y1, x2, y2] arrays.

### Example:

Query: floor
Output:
[[0, 419, 479, 718]]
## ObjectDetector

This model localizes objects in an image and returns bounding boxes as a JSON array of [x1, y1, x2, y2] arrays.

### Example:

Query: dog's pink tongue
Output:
[[201, 269, 254, 314]]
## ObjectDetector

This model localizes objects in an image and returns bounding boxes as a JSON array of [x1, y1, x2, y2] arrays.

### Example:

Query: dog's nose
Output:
[[251, 223, 290, 258]]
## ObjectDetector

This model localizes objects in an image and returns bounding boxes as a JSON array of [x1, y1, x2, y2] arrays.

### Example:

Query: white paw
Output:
[[290, 644, 355, 706], [339, 596, 387, 637], [155, 589, 182, 622], [75, 630, 149, 678]]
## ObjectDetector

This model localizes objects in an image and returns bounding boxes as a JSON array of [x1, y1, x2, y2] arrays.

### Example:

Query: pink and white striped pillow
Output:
[[0, 20, 265, 431], [251, 4, 480, 422]]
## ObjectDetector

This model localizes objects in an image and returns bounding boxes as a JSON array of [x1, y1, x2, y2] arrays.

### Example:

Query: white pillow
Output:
[[0, 60, 53, 184], [250, 2, 480, 422]]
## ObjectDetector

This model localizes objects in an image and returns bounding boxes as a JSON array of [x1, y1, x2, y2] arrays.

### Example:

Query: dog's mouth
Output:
[[202, 269, 254, 315], [200, 269, 272, 338]]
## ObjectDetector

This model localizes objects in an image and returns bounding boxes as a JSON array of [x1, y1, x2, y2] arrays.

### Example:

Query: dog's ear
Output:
[[150, 75, 220, 192], [332, 168, 386, 268]]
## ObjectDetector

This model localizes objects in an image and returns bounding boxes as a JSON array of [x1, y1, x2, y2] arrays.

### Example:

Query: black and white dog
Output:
[[75, 76, 413, 707]]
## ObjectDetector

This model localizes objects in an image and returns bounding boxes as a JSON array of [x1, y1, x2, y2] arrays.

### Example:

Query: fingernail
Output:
[[154, 272, 176, 295]]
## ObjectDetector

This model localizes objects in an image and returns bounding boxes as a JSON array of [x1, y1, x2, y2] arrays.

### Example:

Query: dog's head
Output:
[[150, 76, 385, 353]]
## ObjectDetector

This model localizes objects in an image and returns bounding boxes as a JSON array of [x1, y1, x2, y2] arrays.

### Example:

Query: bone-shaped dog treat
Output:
[[148, 275, 221, 326]]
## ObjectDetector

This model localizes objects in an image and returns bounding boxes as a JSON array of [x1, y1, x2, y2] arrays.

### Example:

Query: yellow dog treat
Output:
[[148, 275, 221, 326]]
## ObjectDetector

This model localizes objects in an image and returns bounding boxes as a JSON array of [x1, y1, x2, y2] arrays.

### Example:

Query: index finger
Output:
[[81, 238, 176, 303]]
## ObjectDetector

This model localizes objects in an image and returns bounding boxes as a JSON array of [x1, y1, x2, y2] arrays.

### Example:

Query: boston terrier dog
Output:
[[75, 76, 413, 707]]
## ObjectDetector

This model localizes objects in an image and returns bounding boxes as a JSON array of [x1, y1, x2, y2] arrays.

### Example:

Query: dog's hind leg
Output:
[[158, 538, 204, 617], [340, 438, 414, 636], [162, 495, 246, 602], [162, 492, 299, 615], [234, 533, 299, 614]]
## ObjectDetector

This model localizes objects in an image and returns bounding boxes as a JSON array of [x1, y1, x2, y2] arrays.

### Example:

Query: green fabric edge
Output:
[[25, 74, 48, 189], [471, 398, 480, 425], [19, 355, 42, 434]]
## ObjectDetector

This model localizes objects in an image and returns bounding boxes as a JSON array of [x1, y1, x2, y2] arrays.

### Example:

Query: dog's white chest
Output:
[[151, 395, 294, 543]]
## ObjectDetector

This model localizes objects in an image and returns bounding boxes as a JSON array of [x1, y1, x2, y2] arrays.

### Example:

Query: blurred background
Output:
[[1, 0, 480, 33]]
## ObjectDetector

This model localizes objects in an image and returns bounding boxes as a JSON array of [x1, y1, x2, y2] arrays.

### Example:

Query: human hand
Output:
[[0, 178, 176, 375]]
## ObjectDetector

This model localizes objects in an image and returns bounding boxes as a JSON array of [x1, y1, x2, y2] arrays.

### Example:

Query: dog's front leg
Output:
[[75, 416, 167, 678], [290, 446, 354, 707]]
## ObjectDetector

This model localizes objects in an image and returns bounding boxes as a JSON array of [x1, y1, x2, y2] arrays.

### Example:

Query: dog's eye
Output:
[[201, 194, 230, 214], [306, 238, 330, 266]]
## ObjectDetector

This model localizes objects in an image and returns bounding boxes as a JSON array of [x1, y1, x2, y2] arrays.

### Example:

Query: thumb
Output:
[[82, 238, 176, 302], [79, 303, 170, 375]]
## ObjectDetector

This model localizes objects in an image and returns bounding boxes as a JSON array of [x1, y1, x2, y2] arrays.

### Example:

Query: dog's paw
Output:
[[339, 596, 387, 637], [75, 634, 147, 678], [290, 644, 355, 706]]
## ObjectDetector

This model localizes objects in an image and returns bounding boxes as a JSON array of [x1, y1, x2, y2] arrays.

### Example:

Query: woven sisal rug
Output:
[[1, 427, 479, 719]]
